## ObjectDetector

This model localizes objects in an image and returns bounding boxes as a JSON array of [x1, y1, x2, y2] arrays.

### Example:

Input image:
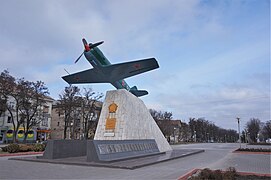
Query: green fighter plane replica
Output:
[[62, 38, 159, 97]]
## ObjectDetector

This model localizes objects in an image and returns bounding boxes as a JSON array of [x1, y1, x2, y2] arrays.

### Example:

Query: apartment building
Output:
[[0, 96, 54, 143], [50, 100, 102, 140]]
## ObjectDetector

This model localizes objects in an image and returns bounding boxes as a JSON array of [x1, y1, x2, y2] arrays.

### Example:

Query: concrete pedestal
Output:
[[94, 89, 172, 152]]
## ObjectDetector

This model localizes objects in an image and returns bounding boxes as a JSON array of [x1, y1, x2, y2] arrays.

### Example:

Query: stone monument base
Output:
[[38, 140, 86, 159], [38, 139, 163, 162], [11, 148, 205, 170], [87, 139, 163, 162]]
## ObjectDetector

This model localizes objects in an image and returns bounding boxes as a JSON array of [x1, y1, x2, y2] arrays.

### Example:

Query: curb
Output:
[[238, 171, 271, 177], [178, 168, 199, 180], [177, 169, 271, 180], [0, 152, 43, 157], [233, 150, 271, 155]]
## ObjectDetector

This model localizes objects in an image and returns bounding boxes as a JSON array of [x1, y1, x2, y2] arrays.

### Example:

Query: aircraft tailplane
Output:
[[129, 89, 148, 97], [130, 86, 138, 91]]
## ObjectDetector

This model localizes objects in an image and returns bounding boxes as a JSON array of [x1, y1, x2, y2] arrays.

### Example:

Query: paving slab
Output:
[[9, 149, 204, 170], [4, 143, 267, 179]]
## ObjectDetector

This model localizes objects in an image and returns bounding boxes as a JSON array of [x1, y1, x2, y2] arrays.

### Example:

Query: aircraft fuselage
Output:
[[84, 47, 130, 91]]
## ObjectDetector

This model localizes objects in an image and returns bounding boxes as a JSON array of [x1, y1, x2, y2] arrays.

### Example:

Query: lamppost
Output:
[[70, 122, 74, 139], [236, 117, 241, 148], [244, 129, 247, 144], [207, 133, 209, 143], [194, 130, 196, 142], [173, 127, 176, 144]]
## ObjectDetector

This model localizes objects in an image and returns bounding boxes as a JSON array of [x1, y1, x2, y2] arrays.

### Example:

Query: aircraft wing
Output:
[[62, 68, 108, 84], [104, 58, 159, 82]]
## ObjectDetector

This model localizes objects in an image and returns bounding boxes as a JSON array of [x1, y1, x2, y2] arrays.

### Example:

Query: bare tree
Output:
[[57, 86, 103, 140], [159, 111, 174, 138], [149, 109, 163, 121], [0, 70, 49, 143], [17, 79, 49, 142], [246, 118, 261, 142], [0, 97, 7, 117], [262, 120, 271, 140], [189, 117, 238, 143], [58, 86, 80, 139], [0, 70, 20, 142], [179, 122, 191, 142], [149, 109, 174, 138], [80, 88, 103, 139]]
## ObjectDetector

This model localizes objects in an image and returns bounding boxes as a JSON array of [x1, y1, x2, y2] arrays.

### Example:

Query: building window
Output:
[[43, 106, 49, 113], [57, 122, 60, 126], [42, 118, 48, 126], [7, 116, 11, 123]]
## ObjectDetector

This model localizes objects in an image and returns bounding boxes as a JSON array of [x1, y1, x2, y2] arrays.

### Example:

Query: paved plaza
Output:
[[0, 143, 270, 179]]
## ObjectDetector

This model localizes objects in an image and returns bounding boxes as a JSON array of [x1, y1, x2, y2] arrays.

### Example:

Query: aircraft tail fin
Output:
[[129, 89, 148, 97], [130, 86, 138, 91]]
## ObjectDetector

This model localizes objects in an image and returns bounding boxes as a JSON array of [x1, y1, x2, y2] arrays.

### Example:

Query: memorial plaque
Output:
[[120, 144, 126, 152], [98, 144, 108, 155], [109, 145, 116, 153], [98, 143, 136, 154], [105, 118, 116, 130], [115, 144, 121, 152], [127, 144, 132, 151], [87, 140, 164, 162], [104, 132, 115, 137]]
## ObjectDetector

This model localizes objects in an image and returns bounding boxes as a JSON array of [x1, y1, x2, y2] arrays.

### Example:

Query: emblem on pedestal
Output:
[[109, 102, 118, 113], [104, 102, 118, 136]]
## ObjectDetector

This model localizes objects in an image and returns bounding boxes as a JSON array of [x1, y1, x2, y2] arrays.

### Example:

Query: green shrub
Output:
[[224, 167, 237, 179], [199, 168, 222, 179], [237, 148, 271, 152], [189, 167, 237, 180], [32, 144, 45, 152], [212, 169, 223, 179], [1, 146, 8, 152], [18, 144, 33, 152], [6, 144, 20, 153]]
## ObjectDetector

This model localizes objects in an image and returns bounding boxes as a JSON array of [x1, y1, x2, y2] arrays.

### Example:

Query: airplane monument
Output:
[[63, 38, 171, 157], [33, 38, 203, 167]]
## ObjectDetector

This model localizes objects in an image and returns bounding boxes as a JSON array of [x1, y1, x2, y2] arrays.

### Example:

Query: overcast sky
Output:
[[0, 0, 270, 130]]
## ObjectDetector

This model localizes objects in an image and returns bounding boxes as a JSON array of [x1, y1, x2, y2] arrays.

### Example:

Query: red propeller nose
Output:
[[82, 38, 90, 51]]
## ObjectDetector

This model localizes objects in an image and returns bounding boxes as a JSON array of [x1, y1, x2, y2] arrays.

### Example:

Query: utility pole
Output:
[[237, 117, 241, 149], [194, 130, 196, 142]]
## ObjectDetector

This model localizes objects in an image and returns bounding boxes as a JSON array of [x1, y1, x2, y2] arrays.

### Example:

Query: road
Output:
[[0, 143, 270, 179]]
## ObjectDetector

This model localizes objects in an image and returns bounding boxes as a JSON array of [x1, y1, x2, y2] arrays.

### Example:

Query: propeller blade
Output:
[[89, 41, 104, 49], [74, 39, 104, 63], [82, 38, 88, 46], [74, 52, 84, 63]]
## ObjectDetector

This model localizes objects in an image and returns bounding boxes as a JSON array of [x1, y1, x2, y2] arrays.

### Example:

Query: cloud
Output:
[[0, 0, 269, 130], [145, 73, 270, 130]]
